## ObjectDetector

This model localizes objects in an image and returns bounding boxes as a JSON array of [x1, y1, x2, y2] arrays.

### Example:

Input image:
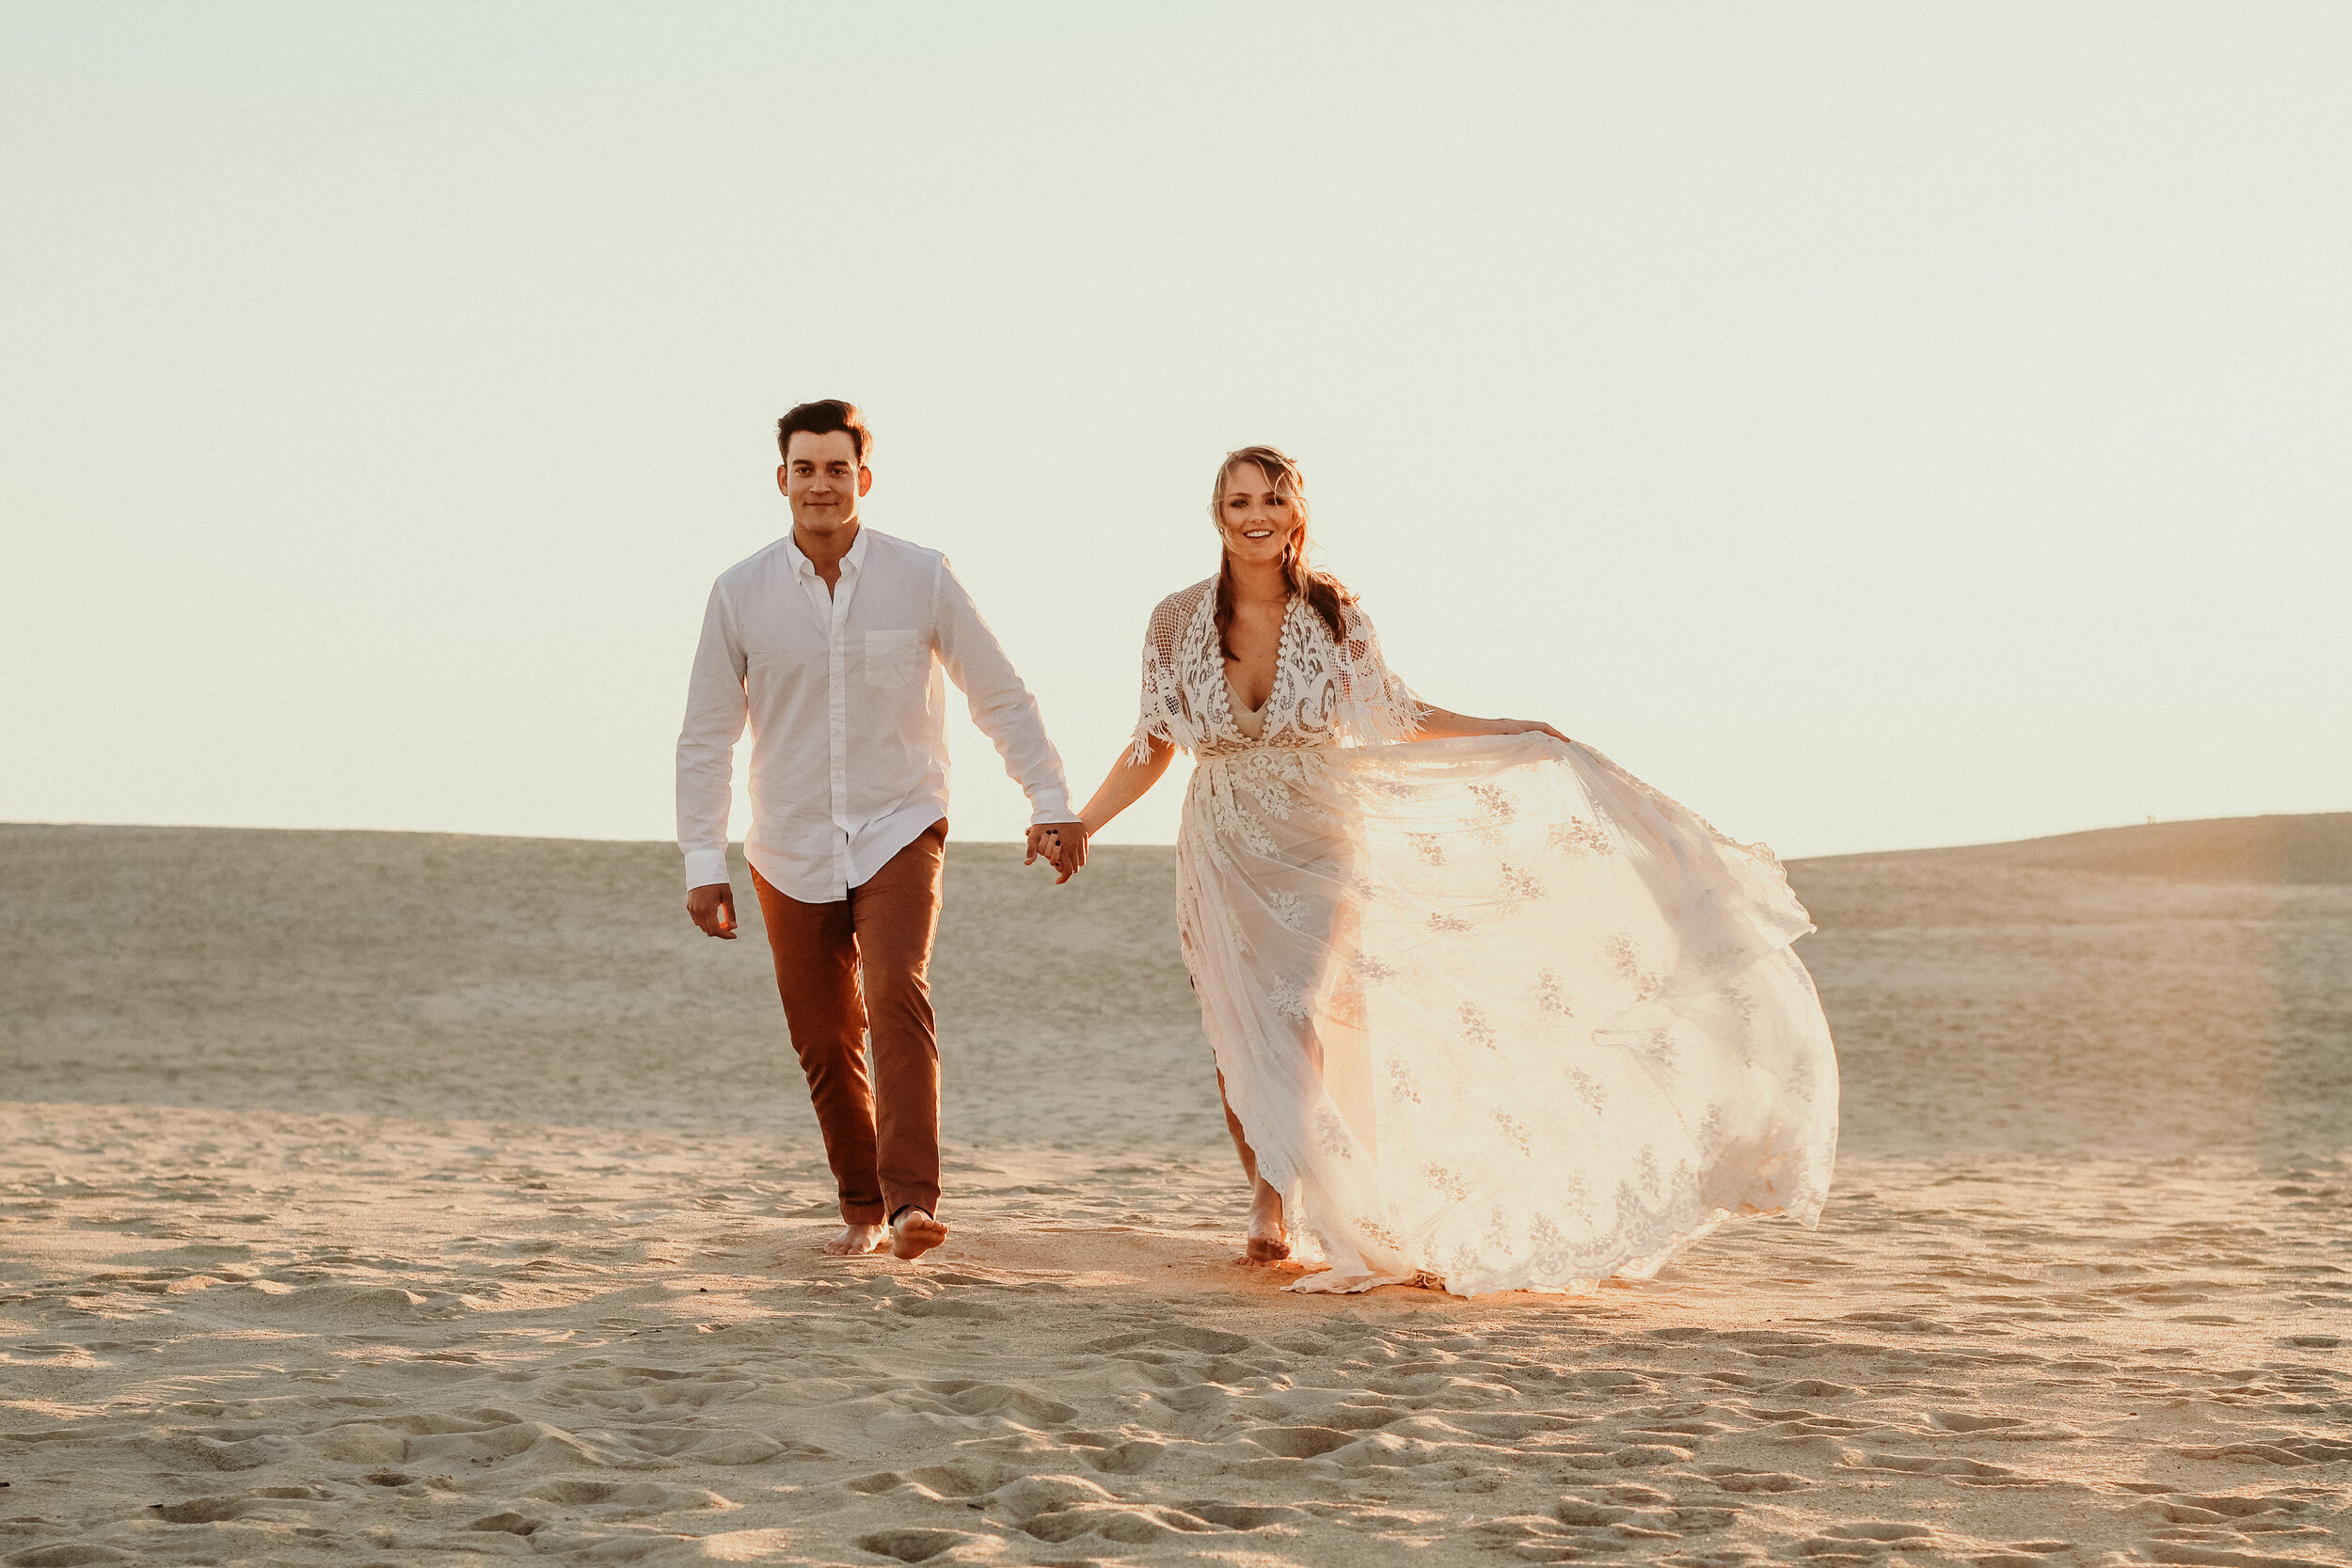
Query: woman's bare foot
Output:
[[825, 1223, 887, 1256], [890, 1207, 947, 1260], [1217, 1075, 1291, 1265], [1242, 1181, 1289, 1265]]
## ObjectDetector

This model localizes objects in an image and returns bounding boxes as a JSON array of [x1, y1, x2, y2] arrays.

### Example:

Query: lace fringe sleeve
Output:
[[1127, 582, 1210, 764], [1332, 600, 1429, 746]]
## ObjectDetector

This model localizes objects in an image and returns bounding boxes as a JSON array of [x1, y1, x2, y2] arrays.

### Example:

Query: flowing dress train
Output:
[[1131, 578, 1839, 1295]]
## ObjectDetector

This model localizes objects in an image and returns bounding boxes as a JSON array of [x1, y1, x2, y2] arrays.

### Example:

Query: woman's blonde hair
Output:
[[1210, 445, 1353, 659]]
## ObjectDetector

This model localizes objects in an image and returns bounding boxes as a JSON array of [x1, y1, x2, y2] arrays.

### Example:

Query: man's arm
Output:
[[931, 558, 1085, 874], [677, 581, 748, 937]]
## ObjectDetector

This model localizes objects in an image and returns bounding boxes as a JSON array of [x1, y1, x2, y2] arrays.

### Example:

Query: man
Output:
[[677, 399, 1086, 1261]]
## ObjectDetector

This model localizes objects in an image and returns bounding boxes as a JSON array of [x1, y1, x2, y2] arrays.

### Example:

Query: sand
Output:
[[3, 816, 2348, 1565]]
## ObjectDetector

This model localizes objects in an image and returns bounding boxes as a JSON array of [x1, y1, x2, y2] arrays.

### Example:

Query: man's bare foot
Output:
[[891, 1207, 947, 1260], [824, 1223, 887, 1256], [1242, 1185, 1290, 1265]]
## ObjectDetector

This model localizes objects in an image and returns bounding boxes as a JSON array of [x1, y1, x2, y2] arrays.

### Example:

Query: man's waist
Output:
[[751, 797, 947, 836]]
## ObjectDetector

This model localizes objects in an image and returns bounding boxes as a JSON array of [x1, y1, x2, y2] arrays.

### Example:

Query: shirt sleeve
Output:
[[675, 579, 748, 888], [932, 557, 1074, 824]]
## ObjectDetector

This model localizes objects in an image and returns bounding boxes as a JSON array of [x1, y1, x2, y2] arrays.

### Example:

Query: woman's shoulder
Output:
[[1136, 578, 1217, 659], [1306, 574, 1373, 631], [1149, 577, 1218, 625]]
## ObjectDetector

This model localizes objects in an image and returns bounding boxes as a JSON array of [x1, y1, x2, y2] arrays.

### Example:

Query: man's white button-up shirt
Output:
[[675, 526, 1073, 903]]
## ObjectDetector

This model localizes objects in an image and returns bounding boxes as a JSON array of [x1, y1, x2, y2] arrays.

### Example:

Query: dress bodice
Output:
[[1128, 578, 1425, 763]]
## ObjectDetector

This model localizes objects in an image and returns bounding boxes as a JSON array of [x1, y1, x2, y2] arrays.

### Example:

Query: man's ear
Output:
[[776, 464, 790, 496], [856, 466, 874, 497]]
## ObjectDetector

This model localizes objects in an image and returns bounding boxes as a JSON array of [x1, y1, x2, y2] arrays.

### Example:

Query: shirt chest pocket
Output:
[[863, 629, 930, 690]]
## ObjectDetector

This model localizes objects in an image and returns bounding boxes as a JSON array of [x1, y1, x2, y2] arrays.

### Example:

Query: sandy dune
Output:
[[3, 816, 2348, 1565]]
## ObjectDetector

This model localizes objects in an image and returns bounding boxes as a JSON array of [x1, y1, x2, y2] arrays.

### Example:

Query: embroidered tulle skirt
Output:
[[1172, 733, 1839, 1296]]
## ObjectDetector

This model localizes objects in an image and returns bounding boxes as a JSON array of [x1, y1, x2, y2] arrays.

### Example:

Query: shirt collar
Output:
[[784, 523, 868, 580]]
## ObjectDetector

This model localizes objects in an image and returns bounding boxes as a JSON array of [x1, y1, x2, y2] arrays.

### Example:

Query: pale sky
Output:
[[5, 3, 2346, 861]]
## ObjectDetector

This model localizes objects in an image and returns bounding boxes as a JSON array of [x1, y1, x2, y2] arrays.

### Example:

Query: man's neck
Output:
[[794, 519, 860, 593]]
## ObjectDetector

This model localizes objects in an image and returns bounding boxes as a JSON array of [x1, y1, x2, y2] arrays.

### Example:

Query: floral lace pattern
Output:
[[1147, 583, 1841, 1297], [1129, 578, 1427, 766]]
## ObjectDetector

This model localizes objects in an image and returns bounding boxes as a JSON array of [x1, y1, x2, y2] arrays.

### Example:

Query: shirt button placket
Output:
[[828, 587, 850, 899]]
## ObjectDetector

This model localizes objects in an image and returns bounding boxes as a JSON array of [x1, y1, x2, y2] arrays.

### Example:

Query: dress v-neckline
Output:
[[1222, 597, 1293, 740]]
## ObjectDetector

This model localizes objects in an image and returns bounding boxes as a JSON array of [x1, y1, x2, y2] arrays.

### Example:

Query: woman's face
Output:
[[1217, 462, 1301, 567]]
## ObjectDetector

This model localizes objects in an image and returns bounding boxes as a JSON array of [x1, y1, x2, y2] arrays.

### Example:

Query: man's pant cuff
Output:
[[884, 1191, 943, 1223], [839, 1201, 887, 1225]]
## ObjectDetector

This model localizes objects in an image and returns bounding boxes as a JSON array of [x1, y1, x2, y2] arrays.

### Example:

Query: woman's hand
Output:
[[1491, 718, 1572, 745], [1414, 705, 1572, 745], [1025, 821, 1089, 882]]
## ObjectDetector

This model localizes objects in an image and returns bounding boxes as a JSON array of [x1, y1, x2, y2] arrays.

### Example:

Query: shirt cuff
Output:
[[682, 847, 733, 890], [1027, 790, 1075, 825]]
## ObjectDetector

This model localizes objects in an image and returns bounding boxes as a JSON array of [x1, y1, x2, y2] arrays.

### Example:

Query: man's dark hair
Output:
[[776, 400, 873, 464]]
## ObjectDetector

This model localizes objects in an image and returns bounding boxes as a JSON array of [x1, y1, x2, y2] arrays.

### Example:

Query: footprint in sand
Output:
[[991, 1473, 1120, 1516], [920, 1380, 1079, 1424], [1822, 1520, 1940, 1541], [1552, 1485, 1740, 1543], [516, 1478, 733, 1517], [146, 1486, 332, 1525], [1247, 1425, 1358, 1459], [1852, 1450, 2033, 1482], [1320, 1402, 1412, 1432], [1183, 1501, 1306, 1528], [464, 1511, 543, 1536], [1701, 1465, 1814, 1492], [844, 1463, 995, 1499], [1923, 1410, 2031, 1433], [852, 1528, 983, 1563], [1077, 1438, 1164, 1474]]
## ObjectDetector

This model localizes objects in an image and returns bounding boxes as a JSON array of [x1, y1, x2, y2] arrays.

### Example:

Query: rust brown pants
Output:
[[752, 819, 946, 1226]]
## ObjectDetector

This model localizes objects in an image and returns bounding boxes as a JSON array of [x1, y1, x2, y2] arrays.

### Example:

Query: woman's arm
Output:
[[1041, 736, 1177, 885], [1413, 705, 1571, 745]]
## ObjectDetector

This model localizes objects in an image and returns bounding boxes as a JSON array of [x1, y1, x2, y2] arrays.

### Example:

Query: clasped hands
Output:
[[1024, 820, 1089, 884]]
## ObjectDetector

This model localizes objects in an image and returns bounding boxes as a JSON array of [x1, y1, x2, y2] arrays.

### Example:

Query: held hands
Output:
[[689, 823, 1089, 929], [1024, 820, 1089, 884], [687, 882, 738, 939]]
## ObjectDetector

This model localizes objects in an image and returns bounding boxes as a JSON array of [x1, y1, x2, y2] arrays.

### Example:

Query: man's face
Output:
[[778, 430, 871, 535]]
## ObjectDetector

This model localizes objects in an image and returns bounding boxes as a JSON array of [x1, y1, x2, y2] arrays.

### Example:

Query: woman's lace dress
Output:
[[1131, 578, 1839, 1295]]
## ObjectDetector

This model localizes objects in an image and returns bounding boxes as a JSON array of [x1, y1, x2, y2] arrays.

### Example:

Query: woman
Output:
[[1063, 446, 1838, 1295]]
